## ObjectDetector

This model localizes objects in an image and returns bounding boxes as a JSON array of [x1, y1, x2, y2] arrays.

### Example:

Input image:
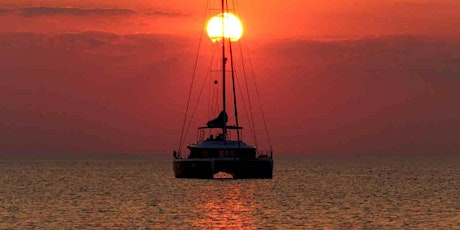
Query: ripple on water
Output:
[[0, 155, 459, 229]]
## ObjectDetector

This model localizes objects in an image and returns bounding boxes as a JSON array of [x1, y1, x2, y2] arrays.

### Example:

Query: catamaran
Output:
[[173, 0, 273, 179]]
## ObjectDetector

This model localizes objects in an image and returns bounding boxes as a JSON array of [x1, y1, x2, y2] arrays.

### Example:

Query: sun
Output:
[[206, 13, 243, 42]]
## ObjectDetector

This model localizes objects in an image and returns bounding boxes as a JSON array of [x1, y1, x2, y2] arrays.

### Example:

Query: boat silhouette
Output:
[[173, 0, 273, 179]]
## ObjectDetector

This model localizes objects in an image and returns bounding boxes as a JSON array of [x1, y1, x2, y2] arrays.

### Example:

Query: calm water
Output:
[[1, 154, 459, 229]]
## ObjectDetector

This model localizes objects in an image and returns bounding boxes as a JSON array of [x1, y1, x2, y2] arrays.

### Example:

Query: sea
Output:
[[1, 154, 459, 229]]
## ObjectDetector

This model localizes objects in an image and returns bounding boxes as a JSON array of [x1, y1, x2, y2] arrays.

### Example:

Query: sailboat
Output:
[[173, 0, 273, 179]]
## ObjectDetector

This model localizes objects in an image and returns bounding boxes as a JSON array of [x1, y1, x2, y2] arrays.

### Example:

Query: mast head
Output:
[[206, 13, 243, 42]]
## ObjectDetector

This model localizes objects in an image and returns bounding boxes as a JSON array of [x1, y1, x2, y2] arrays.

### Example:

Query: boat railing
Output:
[[175, 149, 272, 159], [256, 150, 273, 159], [197, 127, 244, 142]]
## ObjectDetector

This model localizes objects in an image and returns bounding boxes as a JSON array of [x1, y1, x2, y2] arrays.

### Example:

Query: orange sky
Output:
[[1, 0, 459, 155], [1, 0, 460, 38]]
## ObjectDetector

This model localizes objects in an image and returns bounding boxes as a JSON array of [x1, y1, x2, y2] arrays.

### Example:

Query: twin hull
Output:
[[173, 158, 273, 179]]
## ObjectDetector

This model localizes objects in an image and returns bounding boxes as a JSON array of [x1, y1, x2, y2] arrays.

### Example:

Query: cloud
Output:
[[0, 8, 12, 14], [0, 6, 187, 18], [19, 6, 137, 17], [143, 9, 188, 17]]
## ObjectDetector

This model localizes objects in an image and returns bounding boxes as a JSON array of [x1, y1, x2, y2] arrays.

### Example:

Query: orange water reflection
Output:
[[192, 182, 257, 229]]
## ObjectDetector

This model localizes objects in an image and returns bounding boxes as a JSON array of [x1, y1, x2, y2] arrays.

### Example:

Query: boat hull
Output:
[[173, 158, 273, 179]]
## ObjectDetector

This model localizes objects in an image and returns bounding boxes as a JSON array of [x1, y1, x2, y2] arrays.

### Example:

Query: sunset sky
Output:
[[1, 0, 459, 155]]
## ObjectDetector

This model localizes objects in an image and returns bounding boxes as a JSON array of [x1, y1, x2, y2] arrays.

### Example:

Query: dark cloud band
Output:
[[20, 7, 137, 17], [0, 6, 186, 17], [0, 8, 12, 14]]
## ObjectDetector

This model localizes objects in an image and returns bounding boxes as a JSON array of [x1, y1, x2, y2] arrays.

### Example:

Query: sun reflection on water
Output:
[[192, 183, 257, 229]]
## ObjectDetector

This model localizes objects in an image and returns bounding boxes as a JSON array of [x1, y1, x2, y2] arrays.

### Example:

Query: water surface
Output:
[[1, 154, 459, 229]]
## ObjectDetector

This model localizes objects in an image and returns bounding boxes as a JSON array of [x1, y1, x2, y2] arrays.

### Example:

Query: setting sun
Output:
[[206, 13, 243, 42]]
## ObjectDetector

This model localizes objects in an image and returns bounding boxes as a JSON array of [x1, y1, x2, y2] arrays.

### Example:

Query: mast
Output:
[[221, 0, 227, 141]]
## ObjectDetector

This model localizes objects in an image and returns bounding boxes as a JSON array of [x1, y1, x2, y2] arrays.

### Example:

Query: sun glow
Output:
[[206, 13, 243, 42]]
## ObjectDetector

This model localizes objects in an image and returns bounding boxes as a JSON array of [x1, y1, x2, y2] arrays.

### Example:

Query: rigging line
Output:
[[207, 59, 211, 119], [183, 44, 219, 143], [234, 0, 272, 150], [213, 76, 220, 116], [211, 50, 221, 118], [227, 0, 240, 145], [237, 40, 258, 147], [209, 76, 215, 119], [232, 0, 258, 147], [221, 0, 227, 140], [246, 41, 273, 150], [229, 1, 254, 142], [178, 0, 210, 154], [234, 63, 257, 143], [209, 0, 220, 120], [210, 53, 220, 119]]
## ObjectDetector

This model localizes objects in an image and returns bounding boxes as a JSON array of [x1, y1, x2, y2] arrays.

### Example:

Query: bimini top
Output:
[[188, 140, 256, 150]]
